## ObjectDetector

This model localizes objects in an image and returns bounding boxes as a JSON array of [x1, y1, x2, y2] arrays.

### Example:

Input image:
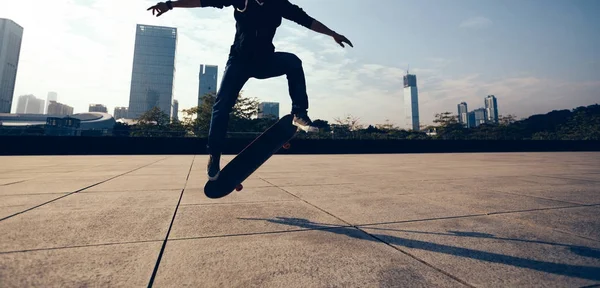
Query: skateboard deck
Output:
[[204, 114, 298, 199]]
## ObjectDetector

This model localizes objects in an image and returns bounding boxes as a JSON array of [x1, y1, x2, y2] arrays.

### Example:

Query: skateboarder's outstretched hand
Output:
[[333, 33, 353, 48], [147, 2, 171, 17]]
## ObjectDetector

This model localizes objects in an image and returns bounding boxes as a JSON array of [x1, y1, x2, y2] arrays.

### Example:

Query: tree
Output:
[[333, 114, 363, 131], [312, 119, 331, 132], [376, 119, 399, 131], [137, 106, 171, 126], [131, 106, 173, 137], [498, 114, 518, 126]]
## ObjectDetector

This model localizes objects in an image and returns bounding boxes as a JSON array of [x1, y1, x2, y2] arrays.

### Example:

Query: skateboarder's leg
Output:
[[252, 52, 318, 132], [206, 58, 249, 180]]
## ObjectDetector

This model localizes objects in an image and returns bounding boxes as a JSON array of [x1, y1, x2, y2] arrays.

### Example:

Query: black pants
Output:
[[206, 52, 309, 155]]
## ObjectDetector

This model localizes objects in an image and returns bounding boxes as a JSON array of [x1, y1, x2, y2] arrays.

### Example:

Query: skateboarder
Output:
[[147, 0, 353, 180]]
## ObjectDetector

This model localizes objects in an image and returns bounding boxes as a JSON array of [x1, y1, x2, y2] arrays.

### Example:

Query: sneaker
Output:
[[293, 112, 319, 133], [207, 154, 220, 181]]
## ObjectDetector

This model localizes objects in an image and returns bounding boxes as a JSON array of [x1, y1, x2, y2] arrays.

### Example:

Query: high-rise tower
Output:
[[198, 64, 218, 105], [0, 18, 24, 113], [457, 102, 468, 127], [127, 24, 177, 119], [485, 95, 498, 124], [403, 69, 420, 131]]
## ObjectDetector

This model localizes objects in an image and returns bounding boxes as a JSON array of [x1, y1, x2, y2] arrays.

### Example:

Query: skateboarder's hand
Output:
[[147, 2, 171, 17], [333, 33, 353, 48]]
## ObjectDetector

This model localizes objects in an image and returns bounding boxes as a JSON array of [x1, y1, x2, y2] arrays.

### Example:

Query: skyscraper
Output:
[[113, 107, 128, 120], [258, 102, 280, 119], [128, 24, 177, 120], [172, 99, 179, 121], [0, 18, 24, 113], [485, 95, 498, 124], [46, 91, 57, 114], [89, 104, 107, 113], [403, 72, 420, 131], [47, 101, 73, 115], [16, 95, 44, 114], [468, 108, 487, 128], [457, 102, 468, 127], [198, 64, 218, 105]]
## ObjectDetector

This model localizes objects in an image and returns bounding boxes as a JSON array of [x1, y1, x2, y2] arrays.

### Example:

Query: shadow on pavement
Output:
[[239, 216, 600, 281]]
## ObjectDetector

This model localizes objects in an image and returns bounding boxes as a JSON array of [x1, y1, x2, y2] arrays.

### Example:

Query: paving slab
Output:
[[180, 186, 296, 205], [359, 214, 600, 287], [169, 201, 346, 239], [493, 205, 600, 241], [0, 176, 113, 195], [0, 189, 180, 252], [0, 193, 66, 219], [0, 241, 161, 288], [153, 228, 467, 288], [84, 175, 187, 192]]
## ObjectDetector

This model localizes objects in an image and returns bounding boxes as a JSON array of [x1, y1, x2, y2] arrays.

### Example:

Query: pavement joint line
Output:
[[0, 239, 163, 255], [487, 188, 587, 206], [168, 225, 354, 242], [0, 192, 69, 196], [0, 180, 28, 186], [78, 188, 184, 194], [147, 155, 195, 288], [0, 157, 170, 222], [263, 178, 474, 286], [579, 284, 600, 288], [179, 199, 301, 206], [355, 203, 600, 228], [531, 174, 600, 183]]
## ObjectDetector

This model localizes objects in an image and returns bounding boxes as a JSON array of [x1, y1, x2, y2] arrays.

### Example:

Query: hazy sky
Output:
[[3, 0, 599, 128]]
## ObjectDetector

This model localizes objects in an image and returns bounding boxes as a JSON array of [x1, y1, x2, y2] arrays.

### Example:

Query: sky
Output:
[[2, 0, 599, 128]]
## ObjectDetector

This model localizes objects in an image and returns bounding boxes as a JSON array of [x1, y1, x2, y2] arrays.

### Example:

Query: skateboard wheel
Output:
[[235, 184, 243, 191], [283, 142, 291, 149]]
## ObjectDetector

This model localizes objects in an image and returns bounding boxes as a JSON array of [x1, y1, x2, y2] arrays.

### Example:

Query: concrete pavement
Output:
[[0, 153, 599, 287]]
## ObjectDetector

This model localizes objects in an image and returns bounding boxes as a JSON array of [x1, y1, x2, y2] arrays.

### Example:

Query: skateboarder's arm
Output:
[[166, 0, 244, 9], [280, 0, 353, 48]]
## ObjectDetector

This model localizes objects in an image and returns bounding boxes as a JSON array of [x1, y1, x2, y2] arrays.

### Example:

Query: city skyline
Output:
[[2, 0, 599, 126]]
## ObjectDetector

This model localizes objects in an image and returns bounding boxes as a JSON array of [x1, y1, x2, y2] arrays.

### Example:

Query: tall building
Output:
[[198, 64, 218, 105], [16, 95, 44, 114], [89, 104, 107, 113], [47, 100, 73, 115], [485, 95, 498, 124], [403, 72, 420, 131], [457, 102, 468, 127], [0, 18, 24, 113], [468, 107, 487, 128], [128, 24, 177, 120], [257, 102, 280, 119], [113, 107, 128, 120], [172, 99, 179, 121], [46, 91, 57, 114]]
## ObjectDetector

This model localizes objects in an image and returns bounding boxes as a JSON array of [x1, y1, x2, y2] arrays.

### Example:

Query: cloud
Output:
[[459, 16, 493, 29]]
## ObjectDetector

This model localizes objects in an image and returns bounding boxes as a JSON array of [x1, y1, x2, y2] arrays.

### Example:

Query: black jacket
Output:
[[201, 0, 314, 60]]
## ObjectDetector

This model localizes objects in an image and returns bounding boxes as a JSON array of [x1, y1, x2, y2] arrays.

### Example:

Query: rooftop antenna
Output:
[[407, 64, 410, 75]]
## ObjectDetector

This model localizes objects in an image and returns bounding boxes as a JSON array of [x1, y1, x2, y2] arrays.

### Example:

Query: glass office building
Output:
[[127, 24, 177, 119], [0, 18, 24, 113]]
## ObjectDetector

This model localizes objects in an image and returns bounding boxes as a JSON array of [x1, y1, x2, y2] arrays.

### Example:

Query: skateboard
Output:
[[203, 114, 298, 199]]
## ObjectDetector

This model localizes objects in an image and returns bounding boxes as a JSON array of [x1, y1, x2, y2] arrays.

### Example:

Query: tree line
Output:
[[114, 93, 599, 141]]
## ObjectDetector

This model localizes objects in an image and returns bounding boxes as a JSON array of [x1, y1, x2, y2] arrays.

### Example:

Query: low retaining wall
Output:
[[1, 136, 598, 155]]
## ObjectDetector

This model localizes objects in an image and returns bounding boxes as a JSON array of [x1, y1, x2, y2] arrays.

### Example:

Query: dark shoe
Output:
[[207, 154, 220, 181], [293, 112, 319, 133]]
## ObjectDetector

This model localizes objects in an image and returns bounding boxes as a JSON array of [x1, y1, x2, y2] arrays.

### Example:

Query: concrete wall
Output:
[[1, 136, 599, 155]]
